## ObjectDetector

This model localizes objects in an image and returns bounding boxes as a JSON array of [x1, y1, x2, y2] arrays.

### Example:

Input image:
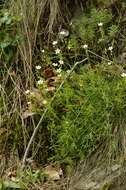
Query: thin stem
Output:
[[21, 58, 88, 169]]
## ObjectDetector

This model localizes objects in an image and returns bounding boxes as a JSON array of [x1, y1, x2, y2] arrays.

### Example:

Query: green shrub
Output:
[[45, 64, 126, 163], [0, 9, 22, 63], [1, 0, 125, 172], [46, 7, 119, 69], [70, 8, 115, 46]]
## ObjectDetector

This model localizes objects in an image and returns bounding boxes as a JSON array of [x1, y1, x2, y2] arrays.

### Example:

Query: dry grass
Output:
[[0, 0, 84, 170], [10, 0, 74, 86]]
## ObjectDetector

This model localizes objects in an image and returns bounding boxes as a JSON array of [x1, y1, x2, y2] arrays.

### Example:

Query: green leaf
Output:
[[1, 180, 21, 189]]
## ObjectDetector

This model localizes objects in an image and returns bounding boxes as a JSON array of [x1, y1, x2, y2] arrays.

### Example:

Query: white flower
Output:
[[58, 74, 62, 77], [25, 90, 30, 95], [55, 48, 61, 54], [82, 44, 88, 49], [42, 100, 47, 105], [108, 46, 113, 51], [52, 63, 58, 67], [98, 22, 103, 27], [67, 70, 71, 74], [108, 62, 112, 65], [121, 73, 126, 77], [45, 87, 55, 92], [69, 22, 73, 26], [45, 88, 49, 92], [30, 92, 34, 96], [52, 41, 58, 46], [98, 38, 103, 43], [56, 68, 62, 73], [59, 60, 64, 65], [41, 49, 45, 53], [59, 31, 66, 35], [37, 79, 44, 85], [27, 101, 31, 105], [59, 29, 69, 37], [35, 65, 41, 70]]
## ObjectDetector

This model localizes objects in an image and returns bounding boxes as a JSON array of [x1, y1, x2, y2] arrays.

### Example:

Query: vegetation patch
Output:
[[1, 0, 126, 189]]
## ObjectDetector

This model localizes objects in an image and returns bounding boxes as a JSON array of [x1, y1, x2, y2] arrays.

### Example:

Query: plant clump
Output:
[[1, 1, 126, 189]]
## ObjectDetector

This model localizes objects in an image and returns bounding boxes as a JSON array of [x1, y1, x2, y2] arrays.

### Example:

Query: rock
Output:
[[69, 162, 126, 190], [44, 165, 63, 181]]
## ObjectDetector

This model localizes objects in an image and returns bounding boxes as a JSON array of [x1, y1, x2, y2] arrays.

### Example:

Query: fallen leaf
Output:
[[7, 170, 16, 178], [44, 165, 63, 181], [43, 66, 56, 79]]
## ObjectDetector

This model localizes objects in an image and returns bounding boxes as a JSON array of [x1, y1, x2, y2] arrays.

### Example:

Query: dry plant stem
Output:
[[88, 50, 112, 62], [21, 58, 88, 169]]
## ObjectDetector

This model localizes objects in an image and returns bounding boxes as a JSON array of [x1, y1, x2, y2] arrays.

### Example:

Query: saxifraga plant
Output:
[[46, 64, 126, 164]]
